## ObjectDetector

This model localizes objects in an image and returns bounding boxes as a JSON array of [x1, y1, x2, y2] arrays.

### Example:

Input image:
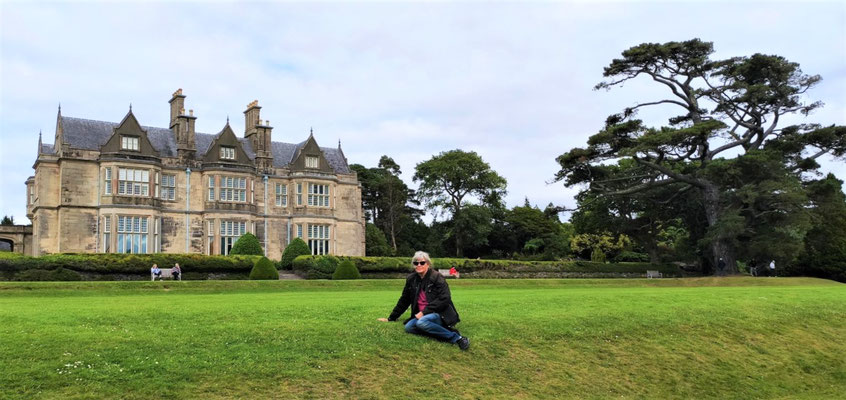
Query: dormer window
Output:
[[305, 156, 319, 169], [220, 146, 236, 160], [121, 136, 139, 151]]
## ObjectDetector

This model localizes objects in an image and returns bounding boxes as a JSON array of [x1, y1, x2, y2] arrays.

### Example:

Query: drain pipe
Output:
[[185, 167, 191, 252]]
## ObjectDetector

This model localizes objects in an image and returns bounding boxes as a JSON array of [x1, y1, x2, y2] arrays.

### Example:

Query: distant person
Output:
[[377, 251, 470, 351], [151, 264, 161, 281], [769, 260, 776, 277], [449, 266, 459, 279], [717, 258, 726, 276], [172, 263, 181, 281], [749, 260, 758, 277]]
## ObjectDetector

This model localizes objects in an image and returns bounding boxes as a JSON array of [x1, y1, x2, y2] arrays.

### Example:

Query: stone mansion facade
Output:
[[25, 89, 365, 258]]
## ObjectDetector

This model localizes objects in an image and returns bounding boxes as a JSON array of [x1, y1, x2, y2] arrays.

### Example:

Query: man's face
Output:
[[413, 258, 429, 275]]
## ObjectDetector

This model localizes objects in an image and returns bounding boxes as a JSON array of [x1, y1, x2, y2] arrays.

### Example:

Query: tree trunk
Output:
[[454, 208, 463, 258], [702, 182, 738, 275], [389, 218, 397, 252]]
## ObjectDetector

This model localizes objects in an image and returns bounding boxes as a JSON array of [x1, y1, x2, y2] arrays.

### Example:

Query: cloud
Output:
[[1, 1, 844, 225]]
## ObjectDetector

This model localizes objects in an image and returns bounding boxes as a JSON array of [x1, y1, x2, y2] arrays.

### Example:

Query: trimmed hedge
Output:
[[230, 233, 264, 255], [332, 260, 361, 280], [0, 252, 274, 280], [293, 255, 681, 279], [280, 238, 311, 270], [250, 257, 279, 280]]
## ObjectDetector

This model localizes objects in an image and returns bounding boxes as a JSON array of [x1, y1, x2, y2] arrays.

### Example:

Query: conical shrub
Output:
[[332, 260, 361, 280], [230, 233, 263, 255], [250, 256, 279, 280], [281, 238, 311, 270]]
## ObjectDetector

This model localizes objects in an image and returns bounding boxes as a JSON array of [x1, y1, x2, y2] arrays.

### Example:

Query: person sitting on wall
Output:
[[449, 266, 460, 279], [377, 251, 470, 351], [172, 263, 181, 281], [151, 264, 162, 281]]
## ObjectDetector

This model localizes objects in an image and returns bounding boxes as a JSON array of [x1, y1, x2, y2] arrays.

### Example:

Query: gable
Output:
[[202, 124, 253, 166], [99, 111, 159, 158], [290, 136, 333, 173]]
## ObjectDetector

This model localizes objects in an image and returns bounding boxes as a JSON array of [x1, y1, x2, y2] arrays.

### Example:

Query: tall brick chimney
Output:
[[169, 88, 185, 128], [170, 89, 196, 160], [244, 100, 273, 171]]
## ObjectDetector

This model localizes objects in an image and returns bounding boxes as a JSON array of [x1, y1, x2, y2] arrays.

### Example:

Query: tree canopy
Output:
[[414, 149, 507, 257], [555, 39, 845, 274]]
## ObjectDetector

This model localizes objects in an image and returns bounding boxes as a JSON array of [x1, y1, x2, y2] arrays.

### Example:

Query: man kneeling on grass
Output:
[[378, 251, 470, 351]]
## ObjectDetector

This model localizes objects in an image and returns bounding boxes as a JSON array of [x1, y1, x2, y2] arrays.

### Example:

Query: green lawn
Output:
[[1, 277, 844, 399]]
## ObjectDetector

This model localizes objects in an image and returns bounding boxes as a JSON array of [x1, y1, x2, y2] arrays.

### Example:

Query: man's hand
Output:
[[377, 318, 389, 322], [414, 312, 424, 320]]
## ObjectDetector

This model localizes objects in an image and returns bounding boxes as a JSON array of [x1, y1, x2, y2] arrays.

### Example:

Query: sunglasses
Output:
[[412, 261, 428, 266]]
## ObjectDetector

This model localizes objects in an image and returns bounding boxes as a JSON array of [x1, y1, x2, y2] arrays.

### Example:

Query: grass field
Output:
[[1, 277, 844, 399]]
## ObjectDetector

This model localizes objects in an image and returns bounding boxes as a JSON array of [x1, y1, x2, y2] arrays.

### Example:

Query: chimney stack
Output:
[[169, 88, 185, 128], [170, 89, 196, 161], [244, 99, 273, 171]]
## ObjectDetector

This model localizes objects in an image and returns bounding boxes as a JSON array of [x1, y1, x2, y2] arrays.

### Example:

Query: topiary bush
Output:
[[249, 257, 279, 280], [229, 233, 263, 255], [280, 238, 311, 270], [332, 260, 361, 280]]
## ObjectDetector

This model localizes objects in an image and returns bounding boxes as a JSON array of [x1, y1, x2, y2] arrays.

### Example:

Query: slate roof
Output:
[[55, 115, 350, 173]]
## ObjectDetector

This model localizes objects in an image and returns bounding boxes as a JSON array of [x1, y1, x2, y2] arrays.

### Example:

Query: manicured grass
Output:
[[1, 277, 844, 399]]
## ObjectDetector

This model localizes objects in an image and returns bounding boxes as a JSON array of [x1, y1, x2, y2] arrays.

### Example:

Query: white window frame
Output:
[[308, 183, 330, 207], [308, 224, 330, 255], [208, 176, 215, 201], [305, 156, 319, 169], [220, 146, 236, 160], [207, 220, 214, 255], [276, 183, 288, 206], [219, 220, 246, 255], [102, 216, 111, 253], [161, 174, 176, 200], [116, 216, 148, 254], [219, 176, 247, 202], [121, 136, 140, 151], [104, 167, 112, 195], [118, 168, 150, 196], [296, 183, 303, 206]]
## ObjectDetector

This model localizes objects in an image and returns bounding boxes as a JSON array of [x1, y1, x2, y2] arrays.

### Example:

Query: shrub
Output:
[[591, 248, 606, 263], [229, 233, 263, 255], [293, 255, 680, 279], [0, 253, 263, 276], [613, 251, 650, 262], [280, 238, 311, 270], [14, 267, 83, 281], [249, 257, 279, 280], [333, 260, 361, 280]]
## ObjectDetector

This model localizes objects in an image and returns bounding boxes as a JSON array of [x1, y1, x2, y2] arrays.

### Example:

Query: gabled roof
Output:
[[52, 115, 350, 173]]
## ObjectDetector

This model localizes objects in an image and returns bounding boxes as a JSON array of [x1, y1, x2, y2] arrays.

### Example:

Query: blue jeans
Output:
[[404, 313, 460, 343]]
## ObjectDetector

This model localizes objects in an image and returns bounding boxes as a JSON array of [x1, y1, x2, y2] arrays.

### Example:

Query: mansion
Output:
[[25, 89, 365, 258]]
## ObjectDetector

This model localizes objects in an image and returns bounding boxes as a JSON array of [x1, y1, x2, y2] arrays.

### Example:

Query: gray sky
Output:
[[1, 1, 844, 224]]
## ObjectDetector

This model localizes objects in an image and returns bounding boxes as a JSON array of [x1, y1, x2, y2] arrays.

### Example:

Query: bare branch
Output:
[[628, 99, 689, 111]]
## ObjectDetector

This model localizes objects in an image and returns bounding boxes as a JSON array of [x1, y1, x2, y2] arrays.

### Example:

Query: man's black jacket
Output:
[[388, 268, 460, 327]]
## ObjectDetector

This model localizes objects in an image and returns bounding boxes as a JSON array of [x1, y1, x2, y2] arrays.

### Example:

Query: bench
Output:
[[438, 269, 458, 278], [151, 268, 182, 281], [646, 270, 663, 279]]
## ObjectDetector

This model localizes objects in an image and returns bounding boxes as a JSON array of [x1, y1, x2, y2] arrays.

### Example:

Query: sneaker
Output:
[[456, 336, 470, 351]]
